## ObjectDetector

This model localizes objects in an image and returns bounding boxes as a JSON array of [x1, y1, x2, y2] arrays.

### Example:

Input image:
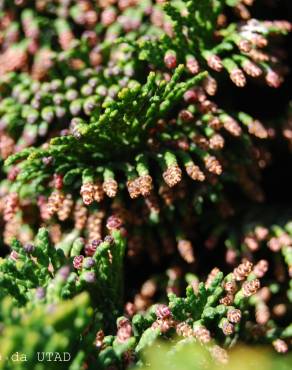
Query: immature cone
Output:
[[242, 60, 262, 77], [87, 212, 104, 242], [267, 237, 281, 252], [220, 294, 234, 306], [0, 133, 15, 159], [117, 318, 132, 343], [224, 280, 237, 294], [242, 279, 260, 297], [138, 175, 153, 196], [106, 215, 123, 230], [140, 279, 157, 298], [162, 165, 182, 187], [4, 216, 21, 245], [230, 68, 247, 87], [244, 235, 259, 251], [49, 224, 62, 244], [57, 194, 73, 221], [177, 240, 195, 263], [124, 302, 136, 318], [253, 260, 269, 278], [235, 3, 251, 19], [238, 39, 252, 53], [183, 89, 197, 103], [10, 250, 19, 261], [186, 56, 200, 74], [254, 226, 269, 241], [93, 182, 104, 202], [227, 309, 242, 323], [31, 49, 54, 80], [248, 120, 268, 139], [164, 50, 177, 69], [74, 202, 88, 230], [209, 116, 222, 130], [209, 345, 228, 364], [203, 76, 217, 96], [7, 166, 20, 181], [206, 267, 221, 289], [272, 339, 288, 353], [209, 134, 225, 150], [273, 304, 287, 317], [127, 179, 141, 199], [199, 99, 217, 114], [59, 30, 74, 50], [102, 178, 118, 197], [278, 233, 291, 246], [204, 156, 222, 175], [134, 293, 150, 311], [223, 117, 242, 136], [222, 321, 235, 335], [248, 49, 269, 63], [47, 190, 64, 217], [176, 322, 193, 338], [3, 193, 19, 222], [37, 196, 51, 221], [156, 304, 171, 320], [193, 326, 211, 343], [54, 174, 63, 190], [225, 248, 237, 265], [85, 239, 102, 257], [89, 50, 103, 67], [101, 8, 117, 26], [80, 182, 95, 205], [252, 34, 268, 48], [186, 164, 205, 181], [0, 48, 27, 76], [73, 255, 84, 270], [192, 134, 209, 150], [233, 260, 253, 281], [255, 302, 270, 325], [266, 70, 282, 88], [207, 55, 223, 72], [152, 317, 176, 334]]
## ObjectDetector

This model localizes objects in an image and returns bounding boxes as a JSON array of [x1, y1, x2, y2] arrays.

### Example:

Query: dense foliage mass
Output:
[[0, 0, 291, 369]]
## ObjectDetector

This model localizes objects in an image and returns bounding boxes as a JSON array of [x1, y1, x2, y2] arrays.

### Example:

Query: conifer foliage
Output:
[[0, 0, 291, 369]]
